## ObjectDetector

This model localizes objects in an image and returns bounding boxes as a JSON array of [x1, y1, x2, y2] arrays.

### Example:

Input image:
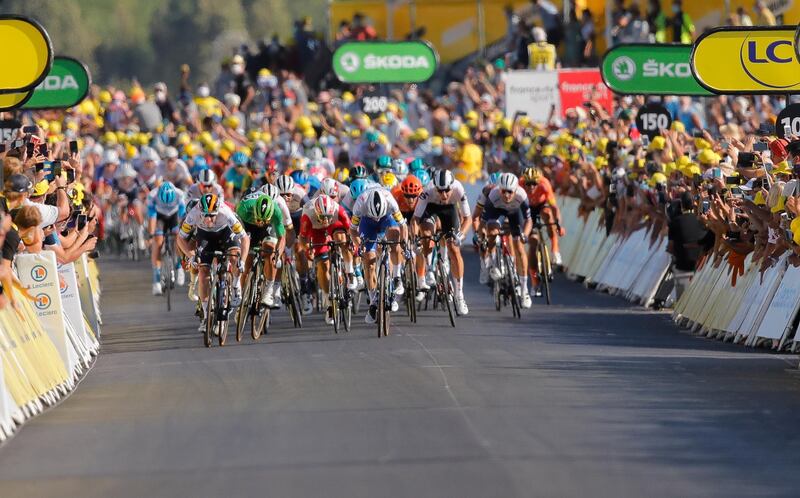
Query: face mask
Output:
[[432, 147, 443, 156], [386, 112, 395, 122], [406, 91, 417, 101], [155, 91, 166, 102], [197, 86, 210, 98], [450, 120, 460, 132], [283, 98, 294, 107], [231, 64, 244, 75], [303, 138, 315, 147]]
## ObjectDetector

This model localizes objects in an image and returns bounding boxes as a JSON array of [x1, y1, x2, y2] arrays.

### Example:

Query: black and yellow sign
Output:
[[691, 26, 800, 95]]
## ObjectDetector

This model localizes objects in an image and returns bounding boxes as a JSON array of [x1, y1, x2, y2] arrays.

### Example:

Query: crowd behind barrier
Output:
[[557, 196, 800, 352], [0, 253, 100, 442]]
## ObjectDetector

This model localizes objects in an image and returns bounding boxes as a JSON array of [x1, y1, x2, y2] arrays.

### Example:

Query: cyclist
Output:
[[147, 181, 187, 295], [350, 188, 408, 324], [236, 192, 285, 308], [299, 194, 356, 324], [371, 155, 393, 184], [473, 172, 533, 308], [260, 183, 295, 308], [474, 171, 503, 284], [340, 177, 374, 214], [223, 151, 254, 200], [177, 193, 249, 331], [522, 167, 565, 296], [276, 174, 314, 313], [392, 175, 425, 301], [314, 177, 350, 204], [187, 169, 224, 202], [412, 169, 471, 315]]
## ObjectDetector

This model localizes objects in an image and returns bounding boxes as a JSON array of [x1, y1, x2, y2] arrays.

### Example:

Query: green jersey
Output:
[[236, 195, 285, 237]]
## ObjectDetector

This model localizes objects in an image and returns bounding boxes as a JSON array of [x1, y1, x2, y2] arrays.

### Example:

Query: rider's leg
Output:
[[542, 208, 560, 257], [417, 221, 434, 280], [150, 234, 163, 282]]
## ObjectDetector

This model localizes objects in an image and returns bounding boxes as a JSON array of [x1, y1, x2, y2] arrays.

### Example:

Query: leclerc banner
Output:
[[505, 69, 613, 120], [332, 41, 438, 83], [0, 16, 52, 94], [601, 44, 711, 96], [558, 69, 613, 118], [22, 56, 91, 110], [691, 26, 800, 94]]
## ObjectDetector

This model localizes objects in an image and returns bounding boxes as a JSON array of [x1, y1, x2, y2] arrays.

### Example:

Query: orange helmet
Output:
[[400, 175, 423, 196]]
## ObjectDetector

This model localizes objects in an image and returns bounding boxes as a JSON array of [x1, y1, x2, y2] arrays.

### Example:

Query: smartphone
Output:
[[720, 140, 730, 150], [692, 129, 705, 138], [38, 143, 48, 156], [784, 124, 791, 137], [0, 143, 5, 153], [66, 168, 76, 183], [641, 135, 650, 147], [753, 142, 768, 152], [26, 142, 34, 157], [757, 123, 774, 136], [738, 152, 756, 166], [35, 162, 45, 173], [712, 167, 722, 179], [76, 214, 87, 231], [69, 140, 78, 154], [701, 200, 710, 213], [13, 139, 23, 149], [51, 160, 62, 179], [725, 176, 740, 185], [22, 125, 37, 134]]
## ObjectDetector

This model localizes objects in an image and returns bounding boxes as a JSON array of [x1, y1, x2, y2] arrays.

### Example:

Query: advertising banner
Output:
[[74, 254, 101, 339], [15, 252, 77, 373], [601, 44, 711, 96], [691, 26, 800, 94], [332, 41, 438, 83], [22, 57, 91, 110], [58, 262, 98, 357], [504, 70, 559, 123], [557, 69, 613, 118]]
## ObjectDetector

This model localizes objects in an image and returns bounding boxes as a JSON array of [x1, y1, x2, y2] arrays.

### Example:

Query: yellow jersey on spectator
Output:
[[527, 42, 556, 71]]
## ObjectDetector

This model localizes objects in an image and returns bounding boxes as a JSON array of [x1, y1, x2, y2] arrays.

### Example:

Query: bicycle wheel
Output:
[[538, 244, 552, 305], [404, 263, 417, 323], [289, 268, 303, 328], [493, 278, 502, 311], [505, 254, 521, 319], [204, 264, 217, 348], [437, 256, 456, 327], [164, 246, 173, 312], [218, 273, 230, 346], [331, 258, 341, 334], [377, 258, 388, 337], [237, 267, 255, 342]]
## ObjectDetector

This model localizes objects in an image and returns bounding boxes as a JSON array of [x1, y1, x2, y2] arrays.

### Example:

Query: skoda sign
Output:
[[691, 26, 800, 94], [332, 41, 438, 84], [601, 44, 711, 96], [22, 56, 91, 110]]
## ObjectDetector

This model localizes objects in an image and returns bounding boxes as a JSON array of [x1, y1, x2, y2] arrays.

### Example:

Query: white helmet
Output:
[[276, 175, 295, 194], [365, 189, 389, 220], [103, 149, 119, 165], [319, 177, 339, 198], [498, 172, 518, 191], [432, 169, 455, 190], [198, 169, 216, 186], [309, 147, 324, 161], [260, 183, 280, 199]]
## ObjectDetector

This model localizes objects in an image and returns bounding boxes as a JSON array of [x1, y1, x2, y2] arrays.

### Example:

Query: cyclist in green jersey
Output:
[[236, 193, 286, 307]]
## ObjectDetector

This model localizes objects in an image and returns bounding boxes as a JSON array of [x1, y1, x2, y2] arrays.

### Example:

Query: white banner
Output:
[[754, 263, 800, 341], [15, 252, 78, 373], [505, 70, 560, 123], [58, 262, 99, 359], [74, 255, 101, 339]]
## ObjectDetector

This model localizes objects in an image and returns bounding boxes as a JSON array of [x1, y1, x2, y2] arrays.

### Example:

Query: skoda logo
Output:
[[31, 265, 47, 282], [612, 56, 636, 81], [34, 293, 51, 310], [340, 52, 360, 73]]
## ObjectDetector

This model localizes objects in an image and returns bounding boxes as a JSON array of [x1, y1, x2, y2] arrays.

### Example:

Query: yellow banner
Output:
[[0, 16, 52, 94], [692, 26, 800, 94]]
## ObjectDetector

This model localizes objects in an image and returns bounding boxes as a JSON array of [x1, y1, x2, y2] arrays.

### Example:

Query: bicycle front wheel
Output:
[[438, 258, 456, 327], [204, 267, 217, 348], [164, 249, 173, 312], [539, 244, 552, 305], [218, 274, 230, 346], [377, 260, 389, 337], [237, 269, 255, 342]]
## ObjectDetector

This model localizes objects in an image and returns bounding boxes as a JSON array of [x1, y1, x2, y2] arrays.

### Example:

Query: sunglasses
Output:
[[203, 214, 217, 219], [502, 189, 515, 195], [403, 193, 419, 199], [437, 188, 451, 193], [525, 181, 538, 186]]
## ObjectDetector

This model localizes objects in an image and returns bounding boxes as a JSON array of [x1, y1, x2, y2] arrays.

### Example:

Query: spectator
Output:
[[531, 0, 564, 49], [646, 0, 663, 38], [609, 0, 629, 46], [654, 0, 694, 43], [579, 9, 597, 66], [618, 4, 650, 43], [153, 82, 179, 125], [350, 14, 377, 41], [514, 21, 534, 69], [737, 7, 754, 26], [563, 9, 583, 67], [668, 191, 714, 298], [335, 20, 352, 44], [753, 1, 777, 26], [527, 27, 557, 70], [130, 85, 163, 132], [230, 54, 255, 113]]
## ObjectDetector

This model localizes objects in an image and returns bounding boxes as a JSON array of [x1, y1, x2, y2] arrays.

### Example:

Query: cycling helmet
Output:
[[290, 169, 309, 186], [522, 167, 543, 183], [157, 182, 177, 205], [380, 172, 398, 188], [333, 168, 350, 184], [375, 155, 392, 170], [319, 177, 340, 198], [365, 189, 389, 220], [265, 158, 278, 174], [400, 176, 423, 196], [498, 172, 518, 191], [352, 163, 368, 179], [392, 158, 407, 175], [198, 169, 217, 186], [313, 194, 338, 222], [252, 194, 275, 223], [193, 155, 208, 170], [200, 193, 220, 215], [231, 151, 249, 166], [412, 169, 431, 186], [409, 157, 426, 172], [276, 175, 295, 194], [260, 183, 280, 199], [432, 169, 455, 190], [349, 178, 371, 200], [290, 155, 307, 171], [488, 171, 502, 185]]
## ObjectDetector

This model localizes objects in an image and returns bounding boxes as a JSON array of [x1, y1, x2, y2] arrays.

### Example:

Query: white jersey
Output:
[[283, 184, 308, 212], [414, 179, 470, 218], [480, 185, 529, 212], [186, 183, 225, 202], [274, 195, 292, 228], [351, 187, 405, 225], [180, 202, 245, 240]]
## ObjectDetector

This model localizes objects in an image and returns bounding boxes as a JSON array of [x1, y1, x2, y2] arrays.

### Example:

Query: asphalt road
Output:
[[2, 253, 800, 498]]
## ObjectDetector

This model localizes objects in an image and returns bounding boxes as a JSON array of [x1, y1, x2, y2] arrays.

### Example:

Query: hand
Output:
[[454, 231, 464, 246], [558, 225, 566, 237], [403, 248, 413, 260]]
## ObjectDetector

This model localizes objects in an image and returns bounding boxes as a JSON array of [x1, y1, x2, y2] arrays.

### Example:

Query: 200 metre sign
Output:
[[332, 41, 438, 84]]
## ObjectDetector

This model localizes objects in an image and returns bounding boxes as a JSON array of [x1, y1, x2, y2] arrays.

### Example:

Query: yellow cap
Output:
[[342, 91, 355, 103], [414, 128, 429, 141], [772, 161, 792, 176], [594, 156, 608, 169], [32, 179, 49, 197], [431, 136, 443, 147], [694, 137, 711, 150], [541, 144, 556, 157], [222, 138, 236, 152], [296, 116, 312, 131], [698, 148, 720, 165], [670, 121, 685, 133], [258, 68, 271, 77], [648, 136, 666, 151], [791, 217, 800, 245], [754, 190, 767, 206], [648, 172, 668, 187]]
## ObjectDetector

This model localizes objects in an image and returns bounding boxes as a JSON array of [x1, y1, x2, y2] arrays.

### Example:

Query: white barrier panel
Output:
[[15, 252, 79, 375], [75, 254, 101, 338], [504, 70, 560, 123], [58, 262, 99, 364], [754, 262, 800, 344]]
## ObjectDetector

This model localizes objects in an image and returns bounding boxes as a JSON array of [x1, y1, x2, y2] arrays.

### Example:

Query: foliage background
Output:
[[0, 0, 324, 88]]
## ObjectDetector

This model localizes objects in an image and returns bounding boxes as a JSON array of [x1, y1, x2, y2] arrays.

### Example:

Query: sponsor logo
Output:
[[34, 292, 51, 310], [339, 52, 359, 73], [59, 277, 68, 294], [739, 36, 798, 89], [611, 56, 635, 81], [642, 60, 692, 78], [35, 74, 79, 91], [363, 54, 430, 70], [31, 265, 47, 282]]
